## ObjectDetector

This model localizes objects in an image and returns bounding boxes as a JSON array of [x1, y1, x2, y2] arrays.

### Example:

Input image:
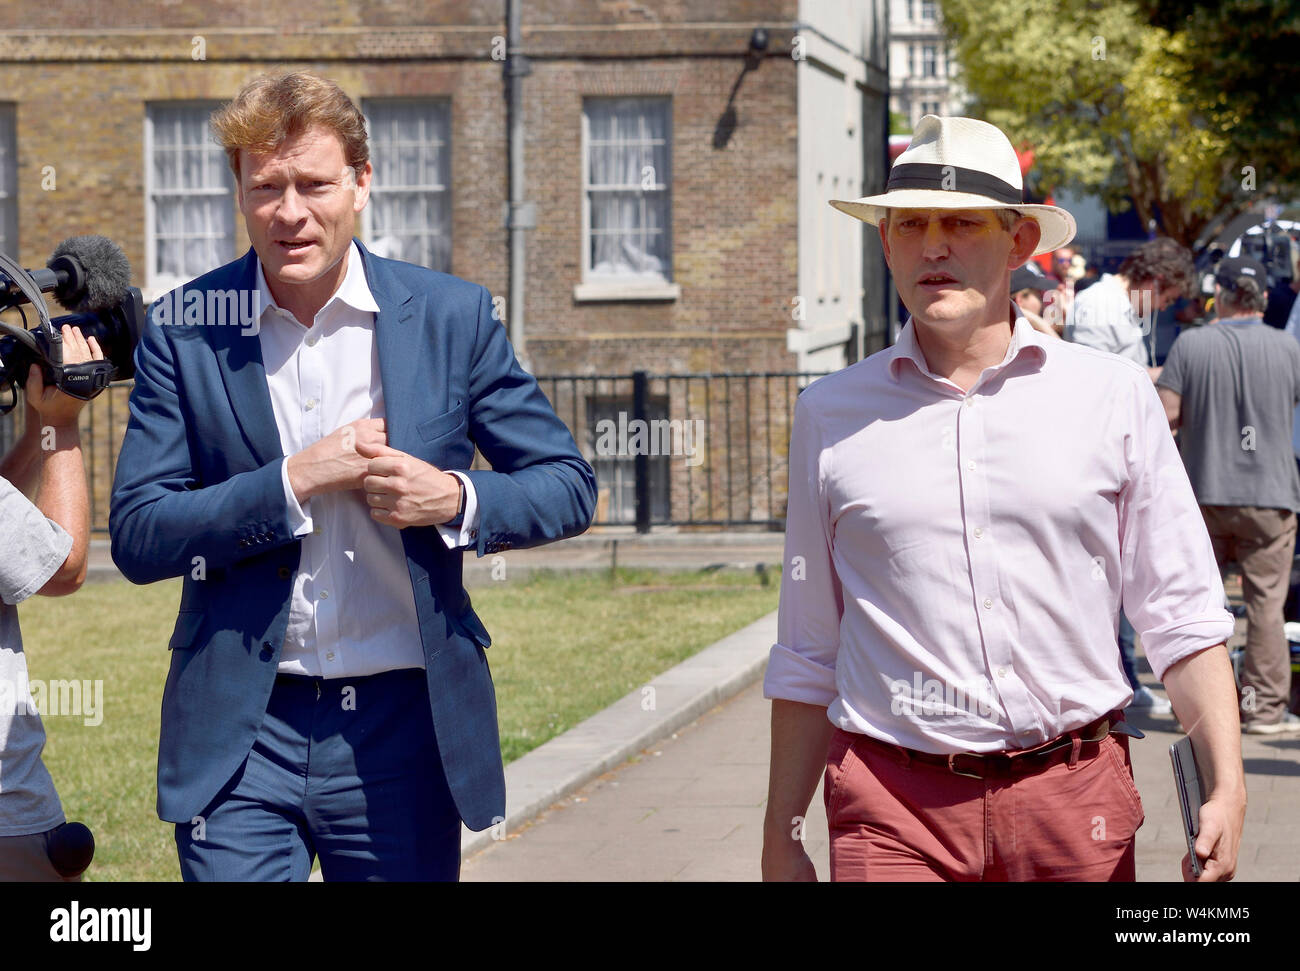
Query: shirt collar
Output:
[[254, 238, 380, 325], [887, 303, 1048, 386], [1215, 314, 1264, 327]]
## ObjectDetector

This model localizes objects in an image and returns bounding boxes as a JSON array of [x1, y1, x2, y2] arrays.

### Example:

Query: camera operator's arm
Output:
[[11, 326, 102, 596]]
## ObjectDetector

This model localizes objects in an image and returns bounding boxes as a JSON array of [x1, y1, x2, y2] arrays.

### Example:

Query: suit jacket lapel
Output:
[[213, 247, 283, 468], [359, 238, 422, 456]]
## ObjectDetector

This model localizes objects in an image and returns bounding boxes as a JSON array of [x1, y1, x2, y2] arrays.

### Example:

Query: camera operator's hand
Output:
[[24, 325, 104, 429]]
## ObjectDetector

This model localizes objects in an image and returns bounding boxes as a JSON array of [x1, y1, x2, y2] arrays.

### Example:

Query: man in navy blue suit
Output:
[[110, 72, 596, 881]]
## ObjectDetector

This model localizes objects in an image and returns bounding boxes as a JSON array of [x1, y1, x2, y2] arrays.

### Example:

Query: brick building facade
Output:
[[0, 0, 888, 530]]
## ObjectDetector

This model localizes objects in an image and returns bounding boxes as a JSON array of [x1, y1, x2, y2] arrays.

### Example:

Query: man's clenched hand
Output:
[[286, 417, 387, 503], [1184, 792, 1246, 882], [357, 439, 461, 528]]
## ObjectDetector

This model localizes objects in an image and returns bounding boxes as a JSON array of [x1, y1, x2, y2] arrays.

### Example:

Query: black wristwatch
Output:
[[448, 474, 467, 527]]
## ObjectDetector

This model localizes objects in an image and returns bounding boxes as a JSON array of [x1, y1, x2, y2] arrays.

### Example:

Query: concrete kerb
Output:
[[85, 531, 787, 585], [460, 609, 778, 858]]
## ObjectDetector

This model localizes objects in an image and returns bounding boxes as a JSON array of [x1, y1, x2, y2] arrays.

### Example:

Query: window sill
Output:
[[573, 280, 680, 303]]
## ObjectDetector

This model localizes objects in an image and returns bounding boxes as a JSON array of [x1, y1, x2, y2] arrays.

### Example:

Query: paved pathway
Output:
[[464, 676, 1300, 882]]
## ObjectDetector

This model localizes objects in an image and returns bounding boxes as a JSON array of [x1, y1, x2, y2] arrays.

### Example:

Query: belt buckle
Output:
[[947, 752, 986, 780]]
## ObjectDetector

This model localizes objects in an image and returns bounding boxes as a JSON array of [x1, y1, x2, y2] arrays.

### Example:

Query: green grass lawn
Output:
[[19, 565, 779, 881]]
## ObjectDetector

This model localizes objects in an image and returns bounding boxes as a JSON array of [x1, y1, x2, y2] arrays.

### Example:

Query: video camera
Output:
[[1236, 223, 1296, 289], [0, 235, 143, 415]]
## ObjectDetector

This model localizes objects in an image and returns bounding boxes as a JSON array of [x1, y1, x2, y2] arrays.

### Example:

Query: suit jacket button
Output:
[[259, 642, 274, 661], [278, 566, 291, 579]]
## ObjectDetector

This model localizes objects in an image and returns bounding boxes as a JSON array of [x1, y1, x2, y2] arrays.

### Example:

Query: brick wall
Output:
[[0, 1, 816, 529]]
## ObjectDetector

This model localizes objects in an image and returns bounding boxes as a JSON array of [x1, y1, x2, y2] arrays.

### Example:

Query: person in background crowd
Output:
[[1010, 266, 1062, 339], [1160, 256, 1300, 735], [1065, 236, 1195, 384], [1073, 259, 1101, 294], [1265, 238, 1300, 330], [1050, 247, 1077, 318]]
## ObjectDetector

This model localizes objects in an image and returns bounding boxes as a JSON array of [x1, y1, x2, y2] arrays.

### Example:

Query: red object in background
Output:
[[1015, 146, 1057, 273]]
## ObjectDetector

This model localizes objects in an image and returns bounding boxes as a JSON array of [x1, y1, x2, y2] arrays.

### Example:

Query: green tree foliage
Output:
[[1137, 0, 1300, 211], [938, 0, 1281, 248]]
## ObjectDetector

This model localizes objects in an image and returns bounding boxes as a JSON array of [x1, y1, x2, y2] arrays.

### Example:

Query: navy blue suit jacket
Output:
[[109, 239, 596, 829]]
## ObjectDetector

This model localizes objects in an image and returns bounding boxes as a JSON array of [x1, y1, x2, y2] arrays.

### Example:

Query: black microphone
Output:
[[1, 234, 131, 314], [46, 821, 96, 879]]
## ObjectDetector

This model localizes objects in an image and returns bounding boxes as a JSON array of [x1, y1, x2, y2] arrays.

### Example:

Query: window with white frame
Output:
[[362, 99, 451, 272], [583, 98, 672, 283], [0, 104, 15, 260], [146, 103, 236, 295], [922, 45, 938, 78], [921, 0, 936, 21]]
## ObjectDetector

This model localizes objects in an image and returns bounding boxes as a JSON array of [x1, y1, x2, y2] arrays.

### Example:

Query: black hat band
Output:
[[887, 163, 1023, 205]]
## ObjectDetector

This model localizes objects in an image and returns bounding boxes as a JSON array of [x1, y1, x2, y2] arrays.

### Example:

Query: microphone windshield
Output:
[[49, 235, 132, 313]]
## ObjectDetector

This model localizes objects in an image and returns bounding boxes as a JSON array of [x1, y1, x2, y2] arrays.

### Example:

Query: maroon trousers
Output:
[[824, 728, 1143, 881]]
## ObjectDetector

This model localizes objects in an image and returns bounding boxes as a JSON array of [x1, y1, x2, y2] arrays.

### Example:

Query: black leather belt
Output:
[[867, 710, 1143, 780]]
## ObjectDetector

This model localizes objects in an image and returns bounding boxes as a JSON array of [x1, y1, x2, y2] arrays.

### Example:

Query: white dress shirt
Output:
[[1065, 273, 1152, 366], [257, 241, 479, 677], [764, 310, 1233, 753]]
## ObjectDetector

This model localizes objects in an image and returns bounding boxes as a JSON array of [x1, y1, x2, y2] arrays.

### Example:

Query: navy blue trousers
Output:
[[175, 668, 462, 881]]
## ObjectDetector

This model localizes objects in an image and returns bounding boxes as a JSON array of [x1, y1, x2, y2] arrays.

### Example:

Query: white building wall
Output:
[[793, 0, 889, 372], [888, 0, 965, 130]]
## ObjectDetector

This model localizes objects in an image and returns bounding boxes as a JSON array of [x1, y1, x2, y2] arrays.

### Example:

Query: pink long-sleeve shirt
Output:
[[763, 311, 1234, 754]]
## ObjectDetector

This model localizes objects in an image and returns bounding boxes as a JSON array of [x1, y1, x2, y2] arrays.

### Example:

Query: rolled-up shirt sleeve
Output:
[[1118, 371, 1235, 680], [763, 394, 844, 707], [0, 476, 73, 606]]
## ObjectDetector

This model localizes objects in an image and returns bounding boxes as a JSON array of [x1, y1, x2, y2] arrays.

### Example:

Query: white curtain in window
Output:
[[586, 98, 671, 278], [149, 104, 234, 283], [365, 100, 451, 271]]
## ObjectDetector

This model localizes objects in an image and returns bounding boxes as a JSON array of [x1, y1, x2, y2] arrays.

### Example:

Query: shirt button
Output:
[[305, 398, 317, 411], [306, 335, 319, 347], [983, 597, 993, 609], [326, 651, 335, 661], [967, 460, 976, 472], [973, 527, 984, 539], [313, 526, 323, 536], [964, 397, 974, 407], [997, 666, 1007, 677]]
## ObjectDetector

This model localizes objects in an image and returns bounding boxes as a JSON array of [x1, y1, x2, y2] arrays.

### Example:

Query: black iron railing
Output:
[[2, 370, 830, 533], [535, 370, 829, 531]]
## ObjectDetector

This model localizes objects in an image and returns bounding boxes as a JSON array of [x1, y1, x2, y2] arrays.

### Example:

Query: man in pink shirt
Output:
[[761, 115, 1246, 882]]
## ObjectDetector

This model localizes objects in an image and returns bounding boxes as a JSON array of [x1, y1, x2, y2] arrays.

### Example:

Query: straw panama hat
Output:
[[830, 115, 1077, 257]]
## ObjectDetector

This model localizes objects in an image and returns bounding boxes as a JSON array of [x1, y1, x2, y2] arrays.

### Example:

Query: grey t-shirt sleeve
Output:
[[0, 475, 73, 606], [1156, 334, 1187, 396]]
